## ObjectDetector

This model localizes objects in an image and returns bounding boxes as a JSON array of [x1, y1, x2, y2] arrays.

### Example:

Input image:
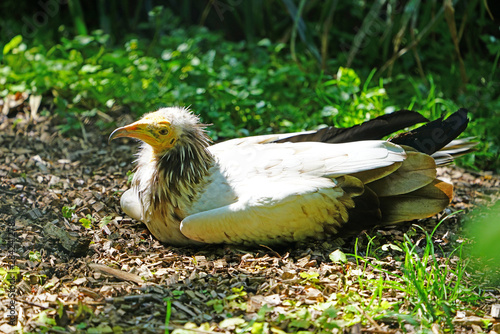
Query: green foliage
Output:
[[23, 272, 46, 285], [28, 251, 42, 262], [61, 205, 76, 219], [2, 35, 22, 55], [206, 286, 247, 315], [1, 26, 497, 169], [126, 170, 134, 186], [206, 298, 224, 314], [79, 214, 94, 229], [1, 8, 499, 170], [329, 249, 347, 264], [350, 223, 483, 331], [98, 215, 113, 228], [466, 201, 500, 277], [0, 266, 20, 286], [172, 290, 184, 298], [164, 298, 172, 334], [33, 310, 58, 327], [397, 230, 475, 326], [0, 5, 496, 333]]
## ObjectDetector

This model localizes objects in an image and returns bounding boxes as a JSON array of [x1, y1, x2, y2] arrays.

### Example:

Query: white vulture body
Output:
[[110, 107, 471, 245]]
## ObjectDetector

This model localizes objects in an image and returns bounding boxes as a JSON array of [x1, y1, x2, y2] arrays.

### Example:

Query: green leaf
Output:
[[3, 35, 23, 55], [87, 325, 113, 334], [79, 64, 102, 74], [29, 251, 42, 262], [99, 215, 113, 228], [329, 249, 347, 263], [126, 170, 134, 185], [61, 205, 76, 219], [164, 298, 171, 334], [467, 202, 500, 267], [219, 317, 245, 329], [213, 302, 224, 313], [299, 271, 319, 281], [381, 244, 403, 252], [206, 299, 224, 313], [322, 306, 338, 318], [251, 322, 266, 334], [35, 310, 57, 325], [79, 217, 92, 229]]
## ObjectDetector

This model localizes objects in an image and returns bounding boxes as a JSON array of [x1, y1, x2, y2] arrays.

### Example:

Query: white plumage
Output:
[[109, 107, 469, 245]]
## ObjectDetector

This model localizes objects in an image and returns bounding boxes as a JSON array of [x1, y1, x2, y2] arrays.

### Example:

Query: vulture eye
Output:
[[158, 128, 169, 136]]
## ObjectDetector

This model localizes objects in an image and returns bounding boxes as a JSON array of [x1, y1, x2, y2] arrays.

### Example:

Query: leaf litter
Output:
[[0, 103, 499, 333]]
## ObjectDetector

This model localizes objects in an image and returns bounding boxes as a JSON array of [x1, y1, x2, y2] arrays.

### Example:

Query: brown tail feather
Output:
[[339, 178, 452, 235], [367, 151, 437, 197], [340, 152, 445, 235], [378, 179, 453, 225]]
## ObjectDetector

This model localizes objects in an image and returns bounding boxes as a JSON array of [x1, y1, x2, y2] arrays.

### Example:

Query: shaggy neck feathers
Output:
[[135, 126, 214, 220], [155, 129, 214, 200]]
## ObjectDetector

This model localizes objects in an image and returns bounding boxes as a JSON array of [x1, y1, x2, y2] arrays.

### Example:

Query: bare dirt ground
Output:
[[1, 104, 499, 333]]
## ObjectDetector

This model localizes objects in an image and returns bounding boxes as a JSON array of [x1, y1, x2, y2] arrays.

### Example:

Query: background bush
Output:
[[0, 0, 498, 171]]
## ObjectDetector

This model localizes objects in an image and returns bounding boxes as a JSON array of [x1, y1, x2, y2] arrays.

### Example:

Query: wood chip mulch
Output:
[[1, 100, 499, 333]]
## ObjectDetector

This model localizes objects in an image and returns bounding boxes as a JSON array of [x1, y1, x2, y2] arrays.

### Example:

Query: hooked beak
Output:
[[109, 122, 152, 143]]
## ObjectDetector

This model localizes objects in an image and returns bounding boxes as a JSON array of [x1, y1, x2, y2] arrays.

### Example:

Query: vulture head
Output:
[[109, 107, 210, 156]]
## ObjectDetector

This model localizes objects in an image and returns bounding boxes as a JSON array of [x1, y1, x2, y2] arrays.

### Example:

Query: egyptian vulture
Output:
[[109, 107, 472, 245]]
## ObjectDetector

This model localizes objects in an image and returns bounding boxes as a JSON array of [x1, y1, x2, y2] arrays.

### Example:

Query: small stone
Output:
[[43, 222, 90, 256]]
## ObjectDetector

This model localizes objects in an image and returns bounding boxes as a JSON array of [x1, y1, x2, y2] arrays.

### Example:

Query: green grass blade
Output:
[[164, 298, 172, 334]]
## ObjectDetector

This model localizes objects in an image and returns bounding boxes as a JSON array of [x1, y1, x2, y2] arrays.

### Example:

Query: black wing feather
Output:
[[390, 108, 469, 155], [273, 110, 429, 144]]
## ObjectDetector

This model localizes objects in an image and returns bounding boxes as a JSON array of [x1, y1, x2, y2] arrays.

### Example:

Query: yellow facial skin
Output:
[[109, 115, 178, 153]]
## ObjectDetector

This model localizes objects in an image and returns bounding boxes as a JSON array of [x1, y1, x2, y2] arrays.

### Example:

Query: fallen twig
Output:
[[88, 263, 145, 284]]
